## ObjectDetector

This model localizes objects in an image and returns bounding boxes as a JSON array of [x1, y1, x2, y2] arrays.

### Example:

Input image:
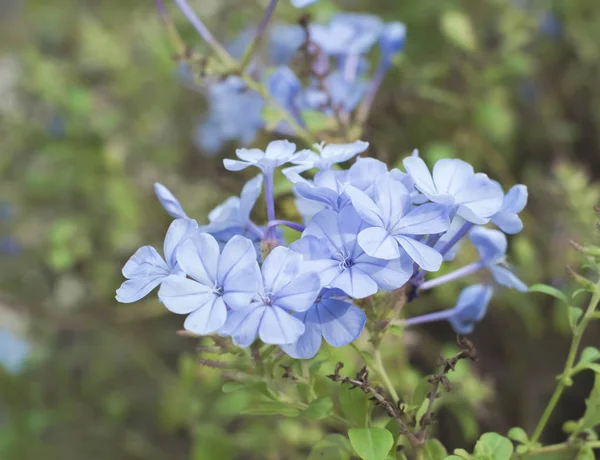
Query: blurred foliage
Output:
[[1, 0, 600, 458]]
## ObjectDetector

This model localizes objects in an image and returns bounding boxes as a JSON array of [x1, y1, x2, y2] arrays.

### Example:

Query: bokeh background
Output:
[[1, 0, 600, 458]]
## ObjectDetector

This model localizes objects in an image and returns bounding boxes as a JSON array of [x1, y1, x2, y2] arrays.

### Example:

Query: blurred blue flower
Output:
[[379, 22, 407, 59], [0, 329, 31, 374], [291, 207, 414, 298], [159, 233, 258, 334], [0, 238, 20, 255], [281, 288, 366, 359], [539, 10, 561, 38], [220, 247, 321, 346], [403, 157, 504, 224], [491, 184, 528, 234], [345, 174, 450, 270], [290, 0, 320, 7], [116, 218, 198, 303], [469, 226, 528, 292], [310, 14, 383, 56], [268, 24, 305, 65]]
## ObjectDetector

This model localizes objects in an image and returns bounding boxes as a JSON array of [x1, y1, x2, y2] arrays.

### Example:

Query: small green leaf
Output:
[[348, 427, 394, 460], [415, 398, 430, 427], [450, 448, 472, 459], [572, 289, 590, 300], [308, 434, 352, 460], [577, 373, 600, 430], [576, 445, 595, 460], [529, 284, 568, 304], [440, 11, 477, 52], [242, 402, 300, 417], [507, 426, 529, 444], [578, 347, 600, 366], [584, 363, 600, 374], [422, 439, 447, 459], [569, 307, 583, 329], [473, 433, 513, 459], [300, 110, 336, 133], [303, 396, 333, 420], [567, 267, 597, 291], [339, 387, 370, 427], [221, 382, 249, 393], [261, 105, 283, 130]]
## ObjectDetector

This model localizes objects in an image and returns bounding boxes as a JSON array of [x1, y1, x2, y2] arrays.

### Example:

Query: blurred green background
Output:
[[1, 0, 600, 458]]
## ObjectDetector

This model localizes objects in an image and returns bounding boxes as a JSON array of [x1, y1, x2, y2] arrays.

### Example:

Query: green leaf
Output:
[[300, 110, 336, 133], [221, 382, 249, 393], [262, 105, 283, 130], [450, 448, 472, 459], [578, 347, 600, 367], [415, 398, 430, 427], [569, 307, 583, 329], [308, 434, 352, 460], [440, 11, 477, 52], [423, 439, 447, 459], [303, 397, 333, 420], [507, 426, 529, 444], [576, 446, 595, 460], [572, 289, 590, 301], [578, 373, 600, 430], [339, 388, 370, 427], [528, 284, 568, 304], [473, 433, 513, 459], [242, 402, 300, 417], [348, 428, 394, 460]]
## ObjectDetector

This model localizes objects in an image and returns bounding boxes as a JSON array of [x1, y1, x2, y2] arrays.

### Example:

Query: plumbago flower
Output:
[[117, 137, 529, 351]]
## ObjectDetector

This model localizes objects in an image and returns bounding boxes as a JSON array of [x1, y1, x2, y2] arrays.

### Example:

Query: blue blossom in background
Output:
[[469, 226, 528, 292], [291, 207, 414, 298], [403, 157, 504, 224], [267, 24, 305, 65], [346, 174, 450, 270], [281, 288, 367, 359], [491, 184, 528, 234], [224, 140, 306, 174], [290, 0, 320, 7], [116, 218, 198, 303], [379, 22, 407, 59], [220, 247, 321, 346], [404, 284, 493, 334], [0, 329, 31, 374], [159, 233, 258, 334], [310, 14, 383, 56]]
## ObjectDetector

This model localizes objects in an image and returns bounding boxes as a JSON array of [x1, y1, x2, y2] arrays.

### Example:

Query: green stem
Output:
[[373, 348, 400, 402], [520, 440, 600, 457], [529, 287, 600, 445], [238, 0, 279, 71]]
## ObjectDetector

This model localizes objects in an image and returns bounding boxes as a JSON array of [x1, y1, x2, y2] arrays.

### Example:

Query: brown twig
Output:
[[327, 362, 420, 446]]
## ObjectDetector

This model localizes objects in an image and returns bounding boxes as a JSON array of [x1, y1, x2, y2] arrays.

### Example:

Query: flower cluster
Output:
[[117, 140, 528, 358]]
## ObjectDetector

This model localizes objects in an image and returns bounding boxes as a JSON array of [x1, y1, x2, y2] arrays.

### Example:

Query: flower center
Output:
[[211, 286, 224, 297], [259, 291, 275, 306], [333, 251, 353, 270]]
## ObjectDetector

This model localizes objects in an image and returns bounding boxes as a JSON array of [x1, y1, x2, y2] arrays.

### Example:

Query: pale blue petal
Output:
[[454, 174, 504, 223], [280, 309, 322, 359], [265, 139, 297, 162], [345, 185, 385, 227], [121, 246, 169, 279], [402, 156, 437, 198], [290, 0, 320, 8], [163, 219, 198, 269], [302, 259, 342, 287], [319, 299, 366, 347], [116, 276, 165, 303], [337, 206, 367, 258], [469, 227, 507, 264], [330, 267, 378, 299], [259, 306, 306, 345], [449, 285, 494, 334], [158, 275, 213, 314], [357, 227, 400, 260], [175, 232, 219, 286], [316, 140, 369, 168], [347, 157, 389, 193], [303, 209, 344, 252], [356, 253, 413, 290], [239, 175, 263, 223], [392, 203, 450, 235], [395, 235, 442, 271], [273, 273, 321, 312], [491, 212, 523, 234], [222, 265, 260, 310], [289, 235, 333, 261], [183, 296, 227, 335], [235, 148, 264, 162], [432, 159, 473, 195], [490, 266, 528, 292], [295, 181, 341, 210], [372, 174, 411, 229], [154, 183, 188, 219], [223, 159, 252, 171], [223, 306, 265, 347], [503, 184, 528, 214], [217, 235, 258, 284], [261, 246, 302, 294]]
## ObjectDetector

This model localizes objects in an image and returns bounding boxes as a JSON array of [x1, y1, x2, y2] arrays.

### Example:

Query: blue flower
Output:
[[224, 140, 307, 174], [310, 14, 383, 56], [267, 25, 305, 65], [379, 22, 407, 58], [283, 140, 369, 179], [154, 183, 189, 220], [291, 207, 414, 299], [280, 288, 367, 359], [0, 328, 31, 374], [491, 185, 528, 234], [345, 174, 450, 271], [469, 226, 528, 292], [158, 233, 259, 335], [116, 218, 198, 303], [196, 77, 265, 155], [403, 157, 504, 224], [300, 70, 368, 114], [448, 285, 494, 334], [220, 247, 322, 346]]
